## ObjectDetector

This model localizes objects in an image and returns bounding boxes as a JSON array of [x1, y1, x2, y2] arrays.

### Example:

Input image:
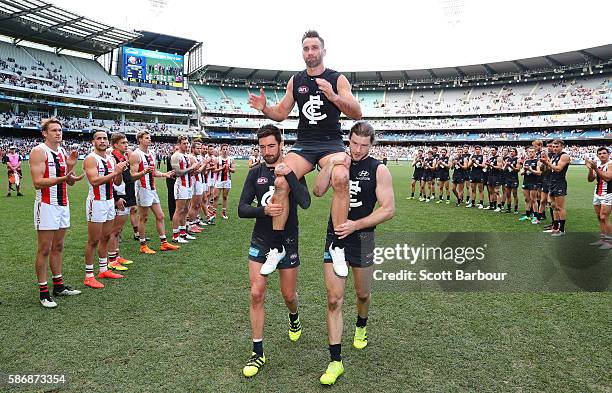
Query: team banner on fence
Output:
[[368, 232, 611, 292]]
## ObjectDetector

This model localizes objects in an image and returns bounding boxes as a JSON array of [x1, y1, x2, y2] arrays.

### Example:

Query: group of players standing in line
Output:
[[30, 120, 238, 307], [409, 140, 574, 235]]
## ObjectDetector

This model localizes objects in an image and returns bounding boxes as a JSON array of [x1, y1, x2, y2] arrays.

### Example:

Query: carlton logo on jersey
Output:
[[298, 85, 309, 94], [349, 180, 362, 209], [261, 186, 275, 206], [302, 95, 327, 124]]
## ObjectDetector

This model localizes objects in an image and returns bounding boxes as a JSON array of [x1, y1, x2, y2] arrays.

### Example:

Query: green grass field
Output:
[[0, 162, 609, 393]]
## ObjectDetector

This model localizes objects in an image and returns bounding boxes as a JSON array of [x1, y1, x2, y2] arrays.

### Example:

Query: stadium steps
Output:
[[188, 86, 207, 112]]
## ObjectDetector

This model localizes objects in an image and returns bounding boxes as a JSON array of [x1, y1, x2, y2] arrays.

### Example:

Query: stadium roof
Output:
[[129, 31, 200, 56], [0, 0, 142, 56], [194, 44, 612, 85]]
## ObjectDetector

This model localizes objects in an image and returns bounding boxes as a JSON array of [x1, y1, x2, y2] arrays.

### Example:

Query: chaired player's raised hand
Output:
[[248, 88, 267, 111], [315, 78, 338, 103]]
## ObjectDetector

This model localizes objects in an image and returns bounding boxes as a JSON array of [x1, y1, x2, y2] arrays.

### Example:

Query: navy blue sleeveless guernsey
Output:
[[292, 68, 342, 143]]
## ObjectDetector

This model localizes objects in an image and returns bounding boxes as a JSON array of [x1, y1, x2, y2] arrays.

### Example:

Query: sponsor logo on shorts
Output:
[[289, 253, 298, 260], [249, 246, 259, 257], [257, 177, 268, 184], [298, 85, 309, 94]]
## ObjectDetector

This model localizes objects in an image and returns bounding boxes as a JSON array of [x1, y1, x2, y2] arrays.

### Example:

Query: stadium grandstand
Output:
[[0, 0, 610, 157]]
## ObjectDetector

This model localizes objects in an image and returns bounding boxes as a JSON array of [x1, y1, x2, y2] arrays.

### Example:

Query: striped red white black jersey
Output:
[[205, 154, 217, 183], [134, 148, 156, 190], [87, 152, 115, 201], [218, 156, 233, 181], [193, 155, 204, 183], [595, 160, 611, 196], [35, 143, 69, 206], [174, 152, 192, 187]]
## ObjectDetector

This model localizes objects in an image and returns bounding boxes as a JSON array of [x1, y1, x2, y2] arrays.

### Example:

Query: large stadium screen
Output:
[[121, 46, 185, 88]]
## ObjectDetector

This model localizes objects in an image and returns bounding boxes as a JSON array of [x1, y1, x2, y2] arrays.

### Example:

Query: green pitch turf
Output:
[[0, 162, 609, 392]]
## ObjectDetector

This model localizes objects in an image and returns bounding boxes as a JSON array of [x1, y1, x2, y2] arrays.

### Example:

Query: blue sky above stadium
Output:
[[52, 0, 612, 71]]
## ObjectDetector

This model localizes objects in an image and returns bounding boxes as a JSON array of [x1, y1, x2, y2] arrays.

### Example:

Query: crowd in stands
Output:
[[0, 112, 197, 136], [1, 134, 605, 164], [0, 45, 194, 109]]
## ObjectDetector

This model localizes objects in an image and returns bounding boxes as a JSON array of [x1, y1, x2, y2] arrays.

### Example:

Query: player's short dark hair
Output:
[[92, 130, 107, 139], [597, 146, 610, 154], [257, 124, 282, 144], [110, 132, 126, 145], [511, 148, 518, 154], [41, 117, 61, 132], [441, 148, 447, 153], [349, 121, 375, 143], [302, 30, 324, 47], [551, 139, 564, 146]]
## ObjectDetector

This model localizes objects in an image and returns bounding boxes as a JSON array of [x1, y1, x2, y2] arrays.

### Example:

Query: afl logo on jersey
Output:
[[257, 177, 268, 184], [298, 86, 309, 94]]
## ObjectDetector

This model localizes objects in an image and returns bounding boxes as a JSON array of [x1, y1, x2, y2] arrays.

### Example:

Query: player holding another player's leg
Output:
[[248, 30, 361, 275], [83, 131, 128, 289], [129, 130, 179, 253], [238, 125, 311, 377], [30, 118, 84, 308], [314, 122, 395, 385], [586, 147, 612, 249], [171, 136, 198, 244]]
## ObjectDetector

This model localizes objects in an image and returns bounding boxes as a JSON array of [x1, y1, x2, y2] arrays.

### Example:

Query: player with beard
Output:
[[238, 125, 311, 378], [248, 30, 361, 276], [462, 145, 472, 205], [314, 121, 395, 385], [537, 141, 555, 227]]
